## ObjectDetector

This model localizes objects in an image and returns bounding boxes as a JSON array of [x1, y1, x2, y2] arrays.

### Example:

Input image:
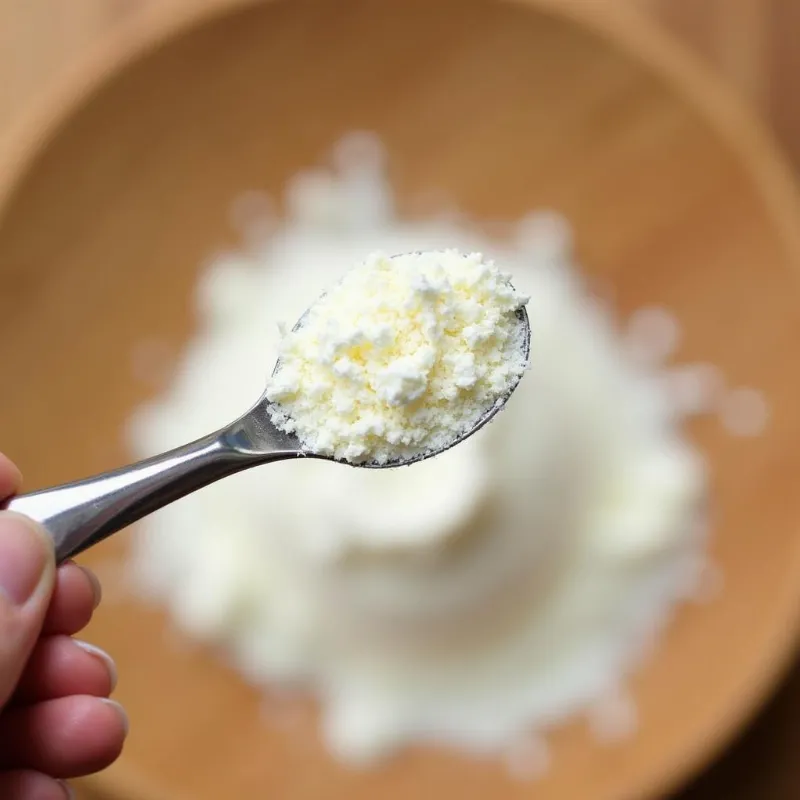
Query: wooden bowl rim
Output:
[[2, 2, 800, 799]]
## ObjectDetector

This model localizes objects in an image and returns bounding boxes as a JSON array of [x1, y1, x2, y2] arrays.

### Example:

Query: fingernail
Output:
[[57, 780, 76, 800], [0, 512, 52, 606], [0, 453, 22, 489], [75, 640, 118, 692], [74, 562, 102, 609], [101, 698, 130, 737]]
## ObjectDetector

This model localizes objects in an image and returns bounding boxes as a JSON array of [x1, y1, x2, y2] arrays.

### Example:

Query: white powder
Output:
[[265, 250, 528, 464], [587, 686, 638, 743], [719, 387, 770, 437], [625, 306, 681, 365], [504, 734, 551, 781], [128, 133, 733, 768]]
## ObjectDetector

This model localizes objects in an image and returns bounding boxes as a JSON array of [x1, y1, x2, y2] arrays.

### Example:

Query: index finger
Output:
[[0, 452, 22, 500]]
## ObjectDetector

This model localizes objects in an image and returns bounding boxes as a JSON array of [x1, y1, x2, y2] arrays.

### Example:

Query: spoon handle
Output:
[[5, 434, 258, 564]]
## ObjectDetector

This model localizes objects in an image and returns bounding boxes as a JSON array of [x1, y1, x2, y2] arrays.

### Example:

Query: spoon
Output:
[[4, 304, 529, 565]]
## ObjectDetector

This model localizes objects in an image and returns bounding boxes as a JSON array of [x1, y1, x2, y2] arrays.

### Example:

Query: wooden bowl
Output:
[[2, 1, 800, 799]]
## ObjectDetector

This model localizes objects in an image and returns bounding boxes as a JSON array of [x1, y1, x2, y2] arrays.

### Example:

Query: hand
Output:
[[0, 452, 128, 799]]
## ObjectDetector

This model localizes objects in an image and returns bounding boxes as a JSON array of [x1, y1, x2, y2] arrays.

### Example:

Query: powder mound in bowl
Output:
[[264, 249, 530, 464], [128, 133, 767, 769]]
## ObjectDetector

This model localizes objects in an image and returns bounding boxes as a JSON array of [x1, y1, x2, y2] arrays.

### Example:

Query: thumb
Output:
[[0, 511, 55, 707]]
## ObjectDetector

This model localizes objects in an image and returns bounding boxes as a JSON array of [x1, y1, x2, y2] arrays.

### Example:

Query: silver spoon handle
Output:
[[5, 434, 259, 564]]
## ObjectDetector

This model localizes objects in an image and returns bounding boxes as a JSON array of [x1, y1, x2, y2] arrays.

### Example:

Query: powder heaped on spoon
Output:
[[264, 249, 530, 464]]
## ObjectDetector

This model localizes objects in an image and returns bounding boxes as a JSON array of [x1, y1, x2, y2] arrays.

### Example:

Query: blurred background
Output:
[[1, 1, 800, 799], [2, 0, 800, 173]]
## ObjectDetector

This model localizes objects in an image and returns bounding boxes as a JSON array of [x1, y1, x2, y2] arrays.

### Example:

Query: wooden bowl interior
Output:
[[1, 1, 800, 799]]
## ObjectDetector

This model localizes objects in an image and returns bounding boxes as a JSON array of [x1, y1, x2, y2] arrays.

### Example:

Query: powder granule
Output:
[[265, 249, 529, 464]]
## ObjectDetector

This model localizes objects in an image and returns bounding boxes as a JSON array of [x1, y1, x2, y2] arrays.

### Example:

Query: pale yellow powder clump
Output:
[[265, 250, 529, 464]]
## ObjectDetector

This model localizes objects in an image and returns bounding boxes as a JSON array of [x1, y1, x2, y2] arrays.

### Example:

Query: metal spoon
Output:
[[5, 304, 529, 565]]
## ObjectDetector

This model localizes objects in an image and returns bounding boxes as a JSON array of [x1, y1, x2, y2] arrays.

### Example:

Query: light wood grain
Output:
[[640, 0, 770, 108], [1, 2, 799, 800], [2, 0, 798, 169]]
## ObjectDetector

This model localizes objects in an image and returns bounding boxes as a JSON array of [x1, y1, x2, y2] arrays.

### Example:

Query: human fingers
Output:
[[41, 563, 99, 636], [12, 636, 115, 705], [0, 453, 22, 501], [0, 770, 72, 800], [0, 695, 127, 778], [0, 514, 56, 707]]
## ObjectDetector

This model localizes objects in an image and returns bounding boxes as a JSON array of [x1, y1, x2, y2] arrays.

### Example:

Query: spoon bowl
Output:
[[270, 292, 531, 468]]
